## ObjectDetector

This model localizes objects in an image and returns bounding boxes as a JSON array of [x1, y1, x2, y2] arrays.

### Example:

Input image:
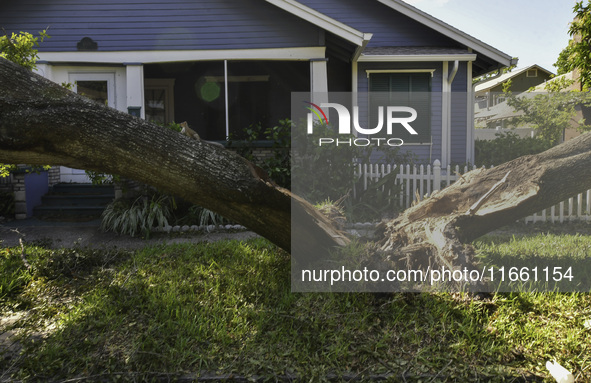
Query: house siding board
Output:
[[450, 62, 468, 92], [450, 94, 468, 164], [0, 0, 321, 52], [298, 0, 459, 48]]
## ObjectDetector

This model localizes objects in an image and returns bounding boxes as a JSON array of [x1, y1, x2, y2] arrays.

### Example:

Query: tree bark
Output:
[[0, 57, 348, 253], [378, 131, 591, 271]]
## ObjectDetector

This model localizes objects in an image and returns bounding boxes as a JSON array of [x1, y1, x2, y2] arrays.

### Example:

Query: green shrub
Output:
[[346, 171, 402, 222], [0, 247, 32, 304], [0, 191, 15, 217], [101, 194, 172, 238], [292, 121, 413, 222], [228, 119, 292, 189], [475, 131, 553, 167], [0, 29, 49, 70], [173, 204, 229, 229], [231, 118, 412, 221], [291, 121, 357, 203]]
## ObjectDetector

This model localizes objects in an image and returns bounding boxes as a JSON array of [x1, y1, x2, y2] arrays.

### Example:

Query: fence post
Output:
[[433, 160, 441, 192], [398, 164, 403, 208], [426, 163, 432, 197]]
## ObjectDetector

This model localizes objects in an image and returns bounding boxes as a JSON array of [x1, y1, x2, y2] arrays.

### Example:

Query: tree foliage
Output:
[[505, 79, 591, 144], [474, 131, 553, 167], [0, 29, 48, 71], [554, 1, 591, 89], [228, 119, 292, 189], [0, 29, 48, 177]]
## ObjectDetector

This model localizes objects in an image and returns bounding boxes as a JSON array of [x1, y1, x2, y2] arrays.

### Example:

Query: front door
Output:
[[60, 72, 116, 183]]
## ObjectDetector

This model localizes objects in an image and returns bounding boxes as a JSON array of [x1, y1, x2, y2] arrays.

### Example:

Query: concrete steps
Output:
[[34, 183, 114, 221]]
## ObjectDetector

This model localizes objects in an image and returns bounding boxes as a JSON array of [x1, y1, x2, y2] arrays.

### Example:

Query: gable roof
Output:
[[265, 0, 372, 47], [375, 0, 514, 67], [475, 64, 554, 93], [268, 0, 515, 74], [0, 0, 513, 74]]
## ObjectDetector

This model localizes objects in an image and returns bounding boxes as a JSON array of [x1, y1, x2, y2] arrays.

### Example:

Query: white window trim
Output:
[[69, 72, 116, 108], [365, 69, 436, 78]]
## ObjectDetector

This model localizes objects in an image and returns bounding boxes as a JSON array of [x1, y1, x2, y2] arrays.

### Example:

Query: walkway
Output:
[[0, 218, 259, 249]]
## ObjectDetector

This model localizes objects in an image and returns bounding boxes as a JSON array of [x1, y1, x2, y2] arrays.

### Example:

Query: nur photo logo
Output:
[[304, 101, 419, 147]]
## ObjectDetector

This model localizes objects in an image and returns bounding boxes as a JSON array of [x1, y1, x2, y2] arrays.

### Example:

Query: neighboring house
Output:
[[474, 64, 554, 110], [474, 101, 531, 135], [0, 0, 513, 217], [474, 70, 587, 142]]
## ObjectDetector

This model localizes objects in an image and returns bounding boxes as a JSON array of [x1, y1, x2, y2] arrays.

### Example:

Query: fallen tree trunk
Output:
[[378, 131, 591, 271], [0, 57, 348, 253], [3, 56, 591, 271]]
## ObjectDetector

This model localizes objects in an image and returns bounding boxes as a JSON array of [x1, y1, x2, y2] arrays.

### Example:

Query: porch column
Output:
[[125, 63, 145, 118], [441, 61, 458, 167], [441, 61, 450, 167], [466, 60, 475, 164], [310, 58, 329, 106]]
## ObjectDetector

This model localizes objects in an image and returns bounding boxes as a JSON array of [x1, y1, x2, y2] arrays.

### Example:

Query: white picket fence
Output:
[[356, 160, 591, 223]]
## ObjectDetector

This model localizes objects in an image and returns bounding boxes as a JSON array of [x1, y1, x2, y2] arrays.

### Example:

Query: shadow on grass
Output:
[[6, 236, 589, 381]]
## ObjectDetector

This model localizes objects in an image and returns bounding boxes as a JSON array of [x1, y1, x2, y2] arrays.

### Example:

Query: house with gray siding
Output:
[[475, 64, 554, 110], [0, 0, 513, 185]]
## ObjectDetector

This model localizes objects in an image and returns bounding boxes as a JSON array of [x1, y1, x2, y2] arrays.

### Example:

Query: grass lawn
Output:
[[1, 223, 591, 382]]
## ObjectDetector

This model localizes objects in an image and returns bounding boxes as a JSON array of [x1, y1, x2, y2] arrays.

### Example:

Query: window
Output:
[[369, 72, 431, 143], [76, 81, 108, 105], [69, 72, 115, 108], [205, 73, 271, 140], [145, 79, 175, 124], [143, 61, 309, 141], [527, 69, 538, 77]]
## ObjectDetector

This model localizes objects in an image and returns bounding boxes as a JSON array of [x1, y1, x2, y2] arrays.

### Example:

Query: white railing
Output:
[[526, 192, 591, 223], [356, 160, 591, 223]]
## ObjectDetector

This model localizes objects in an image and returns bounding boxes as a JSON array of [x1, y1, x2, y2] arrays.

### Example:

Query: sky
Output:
[[402, 0, 578, 73]]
